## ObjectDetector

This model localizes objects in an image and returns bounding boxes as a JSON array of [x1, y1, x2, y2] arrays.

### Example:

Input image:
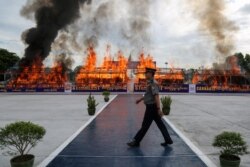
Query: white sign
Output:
[[189, 84, 196, 94], [127, 80, 134, 93], [64, 82, 72, 93]]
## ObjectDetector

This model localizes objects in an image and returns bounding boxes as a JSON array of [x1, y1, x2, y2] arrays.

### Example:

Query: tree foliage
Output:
[[0, 121, 46, 157], [234, 53, 250, 73], [213, 131, 248, 156], [0, 48, 20, 72]]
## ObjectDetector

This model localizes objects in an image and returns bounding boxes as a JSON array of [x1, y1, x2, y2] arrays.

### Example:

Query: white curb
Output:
[[163, 117, 217, 167], [37, 95, 118, 167]]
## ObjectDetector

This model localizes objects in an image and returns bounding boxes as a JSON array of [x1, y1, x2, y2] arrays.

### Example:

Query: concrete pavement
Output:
[[0, 94, 113, 167], [0, 94, 249, 167]]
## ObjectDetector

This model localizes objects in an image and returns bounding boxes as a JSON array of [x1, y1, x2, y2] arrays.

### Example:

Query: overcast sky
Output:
[[0, 0, 249, 69]]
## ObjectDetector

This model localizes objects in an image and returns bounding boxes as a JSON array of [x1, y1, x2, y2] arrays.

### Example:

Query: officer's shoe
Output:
[[161, 140, 173, 147], [127, 140, 140, 147]]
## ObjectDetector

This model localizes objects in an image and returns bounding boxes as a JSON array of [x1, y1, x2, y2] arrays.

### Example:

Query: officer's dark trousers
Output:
[[134, 103, 172, 143]]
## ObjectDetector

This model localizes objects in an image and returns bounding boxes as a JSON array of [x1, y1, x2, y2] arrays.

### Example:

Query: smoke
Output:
[[122, 0, 151, 48], [20, 0, 152, 70], [20, 0, 91, 67], [212, 54, 240, 73], [53, 0, 114, 54], [190, 0, 238, 62], [20, 0, 53, 20], [55, 53, 74, 72], [52, 0, 152, 56]]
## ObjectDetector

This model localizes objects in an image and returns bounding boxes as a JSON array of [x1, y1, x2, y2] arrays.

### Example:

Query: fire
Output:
[[85, 46, 97, 71], [5, 46, 249, 93], [135, 53, 156, 80], [75, 46, 128, 90], [7, 56, 67, 89], [137, 52, 156, 69], [133, 52, 185, 87], [227, 56, 240, 74], [192, 56, 250, 92]]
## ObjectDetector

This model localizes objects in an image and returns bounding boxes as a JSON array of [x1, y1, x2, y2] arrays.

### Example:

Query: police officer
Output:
[[127, 67, 173, 147]]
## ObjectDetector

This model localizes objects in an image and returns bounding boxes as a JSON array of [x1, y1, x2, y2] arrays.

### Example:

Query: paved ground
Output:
[[166, 94, 250, 167], [47, 94, 206, 167], [0, 94, 113, 167], [0, 93, 249, 167]]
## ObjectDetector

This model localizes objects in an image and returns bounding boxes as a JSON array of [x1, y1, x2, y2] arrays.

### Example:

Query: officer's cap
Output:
[[145, 67, 156, 74]]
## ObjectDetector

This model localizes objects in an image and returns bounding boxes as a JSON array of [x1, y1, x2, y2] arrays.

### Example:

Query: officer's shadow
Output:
[[156, 146, 174, 166], [126, 146, 173, 167], [126, 147, 144, 156]]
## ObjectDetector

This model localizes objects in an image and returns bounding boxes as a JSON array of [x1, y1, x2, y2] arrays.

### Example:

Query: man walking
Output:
[[127, 67, 173, 147]]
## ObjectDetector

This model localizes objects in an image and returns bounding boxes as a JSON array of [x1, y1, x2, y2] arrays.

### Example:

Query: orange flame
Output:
[[75, 46, 128, 87], [8, 56, 67, 89], [192, 56, 249, 91]]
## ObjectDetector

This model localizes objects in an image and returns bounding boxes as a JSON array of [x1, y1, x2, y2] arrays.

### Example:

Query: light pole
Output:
[[165, 62, 168, 69]]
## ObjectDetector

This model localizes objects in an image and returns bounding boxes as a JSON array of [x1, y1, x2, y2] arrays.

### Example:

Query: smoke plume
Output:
[[122, 0, 151, 48], [55, 53, 74, 72], [20, 0, 152, 69], [190, 0, 238, 62], [52, 0, 152, 56], [20, 0, 91, 67], [53, 0, 114, 53]]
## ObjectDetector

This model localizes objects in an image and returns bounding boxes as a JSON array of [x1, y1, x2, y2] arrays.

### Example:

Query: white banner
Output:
[[64, 82, 72, 93], [189, 84, 196, 94]]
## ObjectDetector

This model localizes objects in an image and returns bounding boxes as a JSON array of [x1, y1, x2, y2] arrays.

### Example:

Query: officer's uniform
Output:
[[133, 70, 173, 144]]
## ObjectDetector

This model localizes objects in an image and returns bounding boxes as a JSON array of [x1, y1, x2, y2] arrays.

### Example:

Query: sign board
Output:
[[64, 82, 72, 93], [127, 80, 134, 93], [189, 84, 196, 93]]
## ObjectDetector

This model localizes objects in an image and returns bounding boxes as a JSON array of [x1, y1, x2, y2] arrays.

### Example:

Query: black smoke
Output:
[[20, 0, 91, 67]]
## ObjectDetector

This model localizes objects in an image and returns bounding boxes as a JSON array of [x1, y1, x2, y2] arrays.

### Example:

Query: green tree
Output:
[[234, 52, 250, 73], [0, 48, 20, 72], [245, 54, 250, 73]]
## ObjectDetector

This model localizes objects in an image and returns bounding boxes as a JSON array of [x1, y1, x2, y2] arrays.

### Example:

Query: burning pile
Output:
[[155, 69, 184, 85], [192, 69, 250, 92], [134, 53, 156, 80], [134, 53, 184, 84], [5, 0, 91, 92], [75, 46, 128, 91], [192, 56, 250, 92], [7, 56, 67, 90], [132, 53, 186, 92]]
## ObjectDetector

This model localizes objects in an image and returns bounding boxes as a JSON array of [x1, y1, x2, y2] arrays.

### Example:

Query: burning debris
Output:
[[72, 46, 187, 92], [134, 54, 186, 92], [186, 0, 250, 92], [135, 52, 156, 79], [192, 55, 250, 92], [6, 0, 91, 91], [2, 0, 250, 93], [192, 69, 250, 92], [3, 46, 250, 93], [75, 45, 128, 91], [6, 56, 67, 91]]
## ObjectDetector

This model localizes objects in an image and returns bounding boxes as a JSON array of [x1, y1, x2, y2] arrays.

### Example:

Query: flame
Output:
[[7, 56, 67, 89], [192, 57, 249, 92], [136, 53, 156, 80], [137, 53, 156, 69], [227, 56, 240, 74], [75, 45, 128, 88], [85, 46, 97, 71], [6, 46, 249, 92], [134, 53, 184, 84]]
